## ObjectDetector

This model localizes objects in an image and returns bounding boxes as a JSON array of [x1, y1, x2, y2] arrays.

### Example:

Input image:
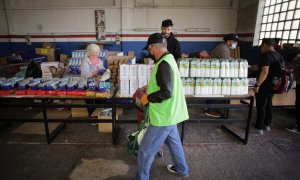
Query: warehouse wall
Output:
[[237, 0, 260, 64], [0, 0, 257, 61]]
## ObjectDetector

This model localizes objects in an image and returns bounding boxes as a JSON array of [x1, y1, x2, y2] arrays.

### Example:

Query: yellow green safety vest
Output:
[[148, 54, 189, 126]]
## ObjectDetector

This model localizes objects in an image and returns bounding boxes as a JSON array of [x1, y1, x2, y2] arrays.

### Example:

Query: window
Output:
[[258, 0, 300, 45]]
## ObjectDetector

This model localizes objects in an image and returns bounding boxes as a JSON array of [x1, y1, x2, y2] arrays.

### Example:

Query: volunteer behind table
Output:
[[80, 43, 106, 117], [134, 33, 189, 180], [81, 43, 106, 80], [161, 19, 188, 61], [254, 38, 280, 135], [206, 34, 239, 118]]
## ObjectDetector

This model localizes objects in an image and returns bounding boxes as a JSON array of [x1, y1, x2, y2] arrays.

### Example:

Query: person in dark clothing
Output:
[[161, 19, 186, 61], [254, 38, 281, 135]]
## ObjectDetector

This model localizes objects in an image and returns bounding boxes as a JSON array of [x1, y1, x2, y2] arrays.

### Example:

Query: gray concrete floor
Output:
[[0, 107, 300, 180]]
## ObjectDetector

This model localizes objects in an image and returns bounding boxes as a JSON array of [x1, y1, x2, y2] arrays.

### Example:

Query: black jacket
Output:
[[148, 53, 173, 103], [165, 33, 181, 60]]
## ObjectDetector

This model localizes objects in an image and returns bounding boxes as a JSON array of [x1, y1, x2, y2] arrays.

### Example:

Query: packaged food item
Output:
[[221, 78, 231, 95]]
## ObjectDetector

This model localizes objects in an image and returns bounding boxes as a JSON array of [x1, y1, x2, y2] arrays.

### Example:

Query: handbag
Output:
[[127, 106, 149, 156]]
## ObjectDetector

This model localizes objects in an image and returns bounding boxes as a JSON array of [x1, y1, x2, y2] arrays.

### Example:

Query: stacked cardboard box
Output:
[[119, 64, 154, 97], [108, 55, 136, 85], [41, 62, 62, 78], [35, 48, 56, 62]]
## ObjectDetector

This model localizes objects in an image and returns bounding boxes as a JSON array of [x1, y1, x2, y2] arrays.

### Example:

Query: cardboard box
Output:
[[147, 64, 155, 77], [0, 57, 7, 65], [71, 100, 89, 118], [138, 78, 148, 88], [107, 51, 123, 57], [35, 48, 55, 62], [60, 54, 69, 66], [97, 108, 123, 133], [128, 51, 135, 57], [119, 79, 129, 96], [129, 65, 138, 79], [119, 64, 130, 80], [130, 79, 138, 96], [138, 64, 148, 79]]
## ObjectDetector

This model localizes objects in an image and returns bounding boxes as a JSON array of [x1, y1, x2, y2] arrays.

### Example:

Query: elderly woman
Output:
[[81, 44, 107, 118], [81, 43, 106, 79]]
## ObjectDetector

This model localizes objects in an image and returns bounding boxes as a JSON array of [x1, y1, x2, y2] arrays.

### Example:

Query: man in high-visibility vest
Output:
[[134, 33, 189, 180]]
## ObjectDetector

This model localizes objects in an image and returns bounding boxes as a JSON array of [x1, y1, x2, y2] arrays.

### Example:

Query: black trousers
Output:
[[255, 91, 274, 130], [296, 84, 300, 130]]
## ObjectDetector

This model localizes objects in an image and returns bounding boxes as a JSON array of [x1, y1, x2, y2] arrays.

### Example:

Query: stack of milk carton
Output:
[[119, 64, 154, 96], [179, 58, 249, 96]]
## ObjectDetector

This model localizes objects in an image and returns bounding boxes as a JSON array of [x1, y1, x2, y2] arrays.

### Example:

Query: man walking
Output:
[[134, 33, 189, 179]]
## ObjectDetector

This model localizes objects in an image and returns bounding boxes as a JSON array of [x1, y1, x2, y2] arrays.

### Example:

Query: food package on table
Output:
[[15, 89, 27, 95], [47, 90, 58, 96], [18, 77, 33, 90], [86, 91, 96, 97], [57, 90, 68, 96]]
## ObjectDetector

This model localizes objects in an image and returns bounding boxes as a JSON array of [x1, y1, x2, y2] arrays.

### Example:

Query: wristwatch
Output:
[[254, 83, 259, 87]]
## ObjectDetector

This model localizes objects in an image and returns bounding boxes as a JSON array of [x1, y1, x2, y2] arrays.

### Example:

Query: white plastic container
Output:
[[204, 60, 211, 77], [199, 60, 206, 77], [221, 78, 232, 95], [190, 60, 197, 77]]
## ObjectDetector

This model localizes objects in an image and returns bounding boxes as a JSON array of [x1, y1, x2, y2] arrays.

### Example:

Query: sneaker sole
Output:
[[204, 112, 222, 118]]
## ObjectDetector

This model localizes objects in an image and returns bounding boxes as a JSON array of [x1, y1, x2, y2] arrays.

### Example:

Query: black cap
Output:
[[143, 33, 165, 50], [223, 33, 239, 42]]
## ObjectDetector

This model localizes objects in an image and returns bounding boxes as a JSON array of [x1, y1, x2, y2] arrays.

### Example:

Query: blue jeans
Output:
[[134, 124, 189, 180]]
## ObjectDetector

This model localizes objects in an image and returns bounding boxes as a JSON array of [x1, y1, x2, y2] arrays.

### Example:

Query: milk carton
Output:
[[210, 60, 217, 78], [239, 59, 248, 78], [179, 59, 189, 77], [190, 60, 197, 77], [230, 78, 238, 95], [195, 60, 201, 77], [204, 60, 211, 77], [213, 78, 222, 95], [221, 78, 231, 95], [189, 78, 195, 95], [195, 78, 202, 95], [199, 60, 206, 77], [220, 60, 230, 77]]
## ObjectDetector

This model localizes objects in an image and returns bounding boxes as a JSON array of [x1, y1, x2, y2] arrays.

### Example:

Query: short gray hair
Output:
[[153, 42, 167, 49], [86, 44, 100, 56]]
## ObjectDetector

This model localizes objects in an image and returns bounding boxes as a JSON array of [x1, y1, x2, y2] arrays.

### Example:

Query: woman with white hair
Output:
[[81, 43, 106, 79]]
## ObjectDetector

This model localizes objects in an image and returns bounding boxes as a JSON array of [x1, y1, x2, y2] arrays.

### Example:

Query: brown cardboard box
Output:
[[35, 48, 55, 62], [108, 51, 123, 57], [97, 108, 123, 133], [128, 51, 135, 57], [60, 54, 69, 66], [0, 57, 7, 65], [71, 100, 89, 118]]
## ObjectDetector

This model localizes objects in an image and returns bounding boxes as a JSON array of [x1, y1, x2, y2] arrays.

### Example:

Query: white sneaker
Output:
[[265, 126, 271, 131]]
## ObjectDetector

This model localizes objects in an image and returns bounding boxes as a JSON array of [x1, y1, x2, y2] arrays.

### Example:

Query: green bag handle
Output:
[[128, 106, 149, 155]]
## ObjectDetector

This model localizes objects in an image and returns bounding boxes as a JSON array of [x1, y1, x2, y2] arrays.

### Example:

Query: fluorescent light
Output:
[[134, 28, 160, 31], [185, 28, 210, 32]]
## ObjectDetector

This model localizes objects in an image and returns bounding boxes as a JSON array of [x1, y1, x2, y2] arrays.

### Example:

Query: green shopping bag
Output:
[[127, 107, 149, 155]]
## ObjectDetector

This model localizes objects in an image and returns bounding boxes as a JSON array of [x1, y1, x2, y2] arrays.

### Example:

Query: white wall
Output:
[[0, 0, 9, 35], [2, 0, 240, 37], [237, 0, 259, 34]]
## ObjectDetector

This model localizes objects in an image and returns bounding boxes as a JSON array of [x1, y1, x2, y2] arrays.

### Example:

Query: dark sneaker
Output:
[[166, 164, 188, 177], [285, 127, 300, 134]]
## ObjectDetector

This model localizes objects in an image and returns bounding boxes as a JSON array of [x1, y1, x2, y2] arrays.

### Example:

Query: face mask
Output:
[[149, 54, 156, 60], [230, 43, 237, 49]]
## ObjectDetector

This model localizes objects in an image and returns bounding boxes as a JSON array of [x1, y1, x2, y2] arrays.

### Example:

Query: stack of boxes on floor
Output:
[[179, 58, 249, 96], [119, 64, 154, 96]]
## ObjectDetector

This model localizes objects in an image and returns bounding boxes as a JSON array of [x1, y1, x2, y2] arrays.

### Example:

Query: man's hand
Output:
[[253, 86, 259, 93], [140, 94, 149, 106]]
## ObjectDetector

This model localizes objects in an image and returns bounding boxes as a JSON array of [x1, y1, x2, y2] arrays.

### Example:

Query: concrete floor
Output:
[[0, 107, 300, 180]]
